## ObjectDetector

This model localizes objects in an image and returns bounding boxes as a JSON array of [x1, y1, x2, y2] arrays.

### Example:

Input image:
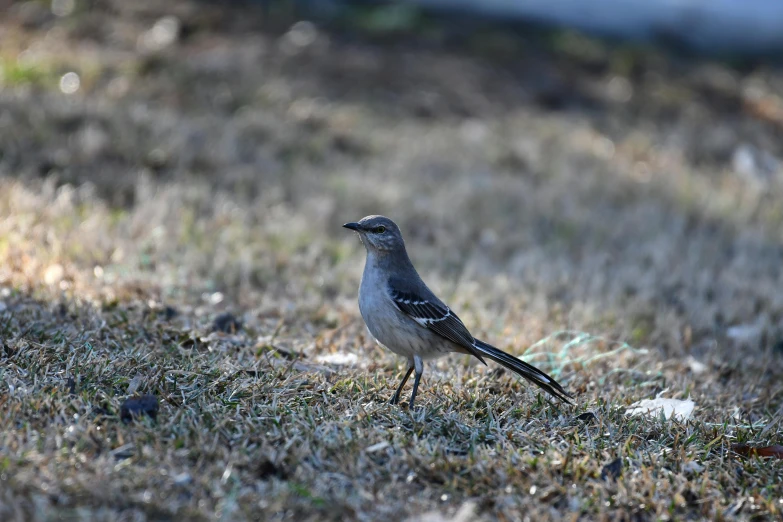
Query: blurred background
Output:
[[1, 0, 782, 354]]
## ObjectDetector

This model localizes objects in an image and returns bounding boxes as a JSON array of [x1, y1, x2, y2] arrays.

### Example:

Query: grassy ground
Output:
[[2, 1, 783, 520]]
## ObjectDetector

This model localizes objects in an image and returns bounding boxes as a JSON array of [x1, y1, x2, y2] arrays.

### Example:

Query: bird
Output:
[[343, 215, 572, 409]]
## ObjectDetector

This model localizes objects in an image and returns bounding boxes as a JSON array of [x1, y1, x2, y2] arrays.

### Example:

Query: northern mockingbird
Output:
[[343, 215, 572, 408]]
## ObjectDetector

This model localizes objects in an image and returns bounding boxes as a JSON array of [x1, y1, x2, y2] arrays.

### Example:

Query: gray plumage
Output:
[[343, 215, 572, 408]]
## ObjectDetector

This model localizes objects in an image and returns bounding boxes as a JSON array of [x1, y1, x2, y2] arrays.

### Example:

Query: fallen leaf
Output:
[[731, 444, 783, 459], [575, 411, 597, 423], [256, 458, 287, 479], [601, 458, 622, 480], [163, 306, 179, 320], [626, 397, 695, 421], [212, 312, 243, 333], [120, 394, 159, 422]]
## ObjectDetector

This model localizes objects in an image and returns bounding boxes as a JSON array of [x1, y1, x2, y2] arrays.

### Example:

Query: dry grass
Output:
[[1, 1, 783, 520]]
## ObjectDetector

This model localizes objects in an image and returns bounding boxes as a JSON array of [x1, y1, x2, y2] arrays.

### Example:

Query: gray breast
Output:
[[358, 256, 453, 360]]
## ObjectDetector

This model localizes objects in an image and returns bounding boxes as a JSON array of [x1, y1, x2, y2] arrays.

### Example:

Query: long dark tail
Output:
[[473, 339, 573, 404]]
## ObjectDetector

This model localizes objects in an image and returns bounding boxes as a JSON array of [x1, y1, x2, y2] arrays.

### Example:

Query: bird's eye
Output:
[[373, 226, 386, 234]]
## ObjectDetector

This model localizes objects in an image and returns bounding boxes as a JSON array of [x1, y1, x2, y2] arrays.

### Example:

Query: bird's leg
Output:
[[390, 364, 413, 405], [408, 355, 424, 409]]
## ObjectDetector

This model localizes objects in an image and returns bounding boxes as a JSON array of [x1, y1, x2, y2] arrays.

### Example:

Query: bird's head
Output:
[[343, 215, 405, 254]]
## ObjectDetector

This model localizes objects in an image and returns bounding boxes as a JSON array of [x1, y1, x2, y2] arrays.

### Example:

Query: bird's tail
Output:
[[472, 339, 573, 404]]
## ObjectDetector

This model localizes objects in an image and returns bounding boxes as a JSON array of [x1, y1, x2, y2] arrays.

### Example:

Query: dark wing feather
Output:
[[388, 281, 486, 364]]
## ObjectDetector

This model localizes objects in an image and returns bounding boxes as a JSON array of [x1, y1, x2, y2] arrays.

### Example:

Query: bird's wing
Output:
[[387, 277, 486, 364]]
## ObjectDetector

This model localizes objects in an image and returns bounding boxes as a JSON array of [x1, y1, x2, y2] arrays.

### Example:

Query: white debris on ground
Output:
[[626, 396, 696, 421], [315, 352, 359, 365]]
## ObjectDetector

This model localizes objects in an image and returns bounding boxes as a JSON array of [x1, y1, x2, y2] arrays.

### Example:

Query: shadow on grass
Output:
[[1, 0, 782, 363]]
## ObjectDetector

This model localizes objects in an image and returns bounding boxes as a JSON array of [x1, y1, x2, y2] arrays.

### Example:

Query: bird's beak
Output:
[[342, 222, 361, 231]]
